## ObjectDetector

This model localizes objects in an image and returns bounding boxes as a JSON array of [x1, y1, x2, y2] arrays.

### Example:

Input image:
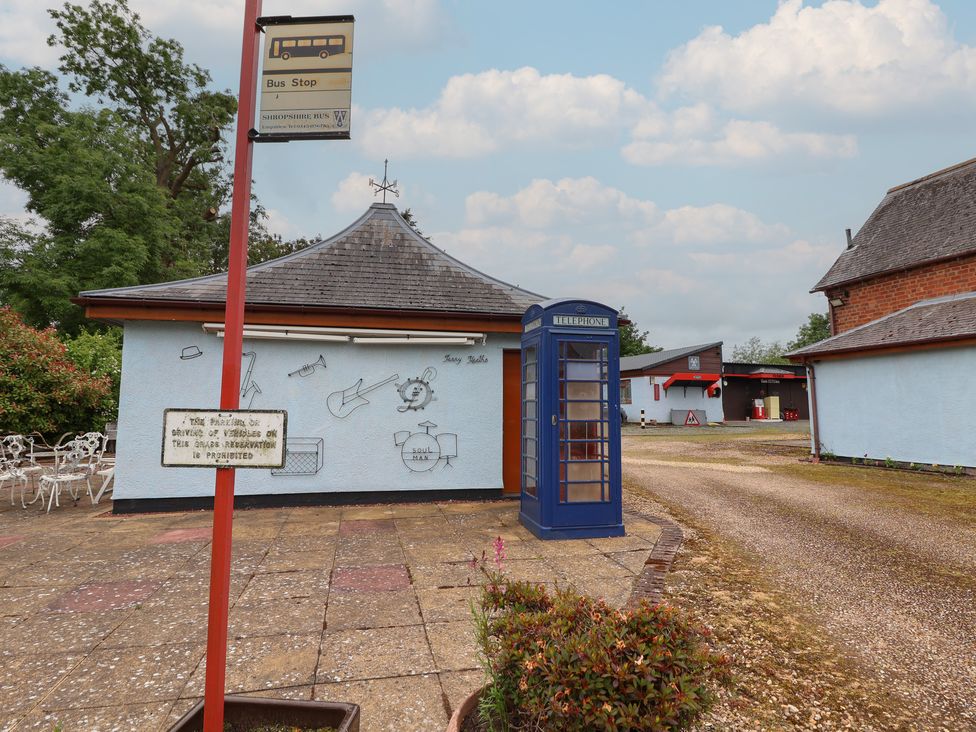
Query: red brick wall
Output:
[[828, 253, 976, 333]]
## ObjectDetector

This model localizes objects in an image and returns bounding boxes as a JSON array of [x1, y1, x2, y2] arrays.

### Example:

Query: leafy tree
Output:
[[729, 336, 788, 365], [401, 208, 429, 239], [0, 306, 111, 436], [787, 312, 831, 351], [0, 0, 238, 332], [618, 307, 661, 357]]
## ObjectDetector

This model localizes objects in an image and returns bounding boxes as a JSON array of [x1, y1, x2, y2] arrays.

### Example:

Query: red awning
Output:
[[662, 372, 721, 391]]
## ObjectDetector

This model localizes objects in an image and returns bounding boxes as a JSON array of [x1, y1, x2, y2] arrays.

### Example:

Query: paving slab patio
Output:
[[0, 497, 661, 731]]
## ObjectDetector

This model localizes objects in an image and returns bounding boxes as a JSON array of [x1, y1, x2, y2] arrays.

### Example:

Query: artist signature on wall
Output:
[[443, 354, 489, 365]]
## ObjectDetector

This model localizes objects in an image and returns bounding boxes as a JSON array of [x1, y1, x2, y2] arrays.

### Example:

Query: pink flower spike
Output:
[[492, 536, 506, 568]]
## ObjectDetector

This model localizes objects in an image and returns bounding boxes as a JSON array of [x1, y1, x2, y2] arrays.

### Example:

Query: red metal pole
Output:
[[203, 1, 262, 730]]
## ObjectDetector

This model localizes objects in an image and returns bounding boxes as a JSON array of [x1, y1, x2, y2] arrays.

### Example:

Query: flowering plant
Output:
[[472, 574, 728, 731]]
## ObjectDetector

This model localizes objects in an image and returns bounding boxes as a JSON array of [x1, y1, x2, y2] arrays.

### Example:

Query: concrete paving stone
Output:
[[0, 609, 127, 656], [230, 523, 282, 540], [426, 620, 480, 672], [236, 569, 331, 603], [532, 538, 604, 558], [339, 518, 397, 536], [184, 632, 320, 697], [42, 642, 205, 709], [402, 543, 473, 565], [326, 589, 421, 631], [149, 527, 212, 544], [496, 559, 560, 585], [383, 504, 443, 519], [0, 535, 26, 549], [546, 553, 636, 580], [407, 561, 484, 589], [48, 579, 162, 613], [339, 507, 400, 521], [415, 587, 480, 624], [608, 549, 653, 574], [587, 533, 656, 552], [2, 559, 112, 587], [439, 669, 484, 718], [569, 576, 636, 609], [394, 516, 452, 533], [334, 538, 405, 567], [0, 652, 83, 717], [268, 533, 338, 553], [229, 598, 326, 638], [245, 683, 315, 700], [314, 673, 447, 732], [258, 549, 334, 572], [101, 602, 210, 648], [475, 537, 543, 561], [145, 572, 248, 609], [439, 501, 507, 515], [0, 585, 62, 616], [15, 701, 176, 732], [317, 625, 435, 683], [331, 564, 410, 592], [161, 697, 201, 729], [621, 518, 664, 541]]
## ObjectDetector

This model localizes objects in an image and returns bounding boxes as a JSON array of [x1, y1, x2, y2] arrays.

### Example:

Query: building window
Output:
[[620, 379, 632, 404], [688, 355, 700, 370]]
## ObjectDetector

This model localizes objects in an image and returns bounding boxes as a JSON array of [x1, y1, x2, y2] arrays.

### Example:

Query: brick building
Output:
[[790, 158, 976, 468], [814, 157, 976, 334]]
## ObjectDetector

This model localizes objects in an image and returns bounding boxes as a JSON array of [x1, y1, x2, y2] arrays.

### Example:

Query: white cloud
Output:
[[654, 204, 792, 246], [466, 177, 656, 228], [624, 105, 857, 166], [359, 67, 650, 159], [331, 172, 405, 214], [659, 0, 976, 117]]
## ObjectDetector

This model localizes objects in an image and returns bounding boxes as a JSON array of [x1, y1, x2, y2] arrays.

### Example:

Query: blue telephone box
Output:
[[519, 299, 624, 540]]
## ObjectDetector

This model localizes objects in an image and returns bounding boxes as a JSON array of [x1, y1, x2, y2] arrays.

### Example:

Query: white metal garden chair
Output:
[[37, 438, 96, 512], [2, 435, 43, 507]]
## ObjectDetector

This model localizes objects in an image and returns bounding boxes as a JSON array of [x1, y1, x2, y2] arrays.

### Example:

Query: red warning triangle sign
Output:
[[684, 410, 701, 426]]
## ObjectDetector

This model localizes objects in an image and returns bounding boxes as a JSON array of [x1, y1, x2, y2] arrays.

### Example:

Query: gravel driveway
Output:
[[622, 432, 976, 731]]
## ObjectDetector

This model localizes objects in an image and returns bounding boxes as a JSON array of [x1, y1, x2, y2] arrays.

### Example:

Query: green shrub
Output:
[[63, 327, 122, 427], [474, 577, 729, 731], [0, 306, 110, 436]]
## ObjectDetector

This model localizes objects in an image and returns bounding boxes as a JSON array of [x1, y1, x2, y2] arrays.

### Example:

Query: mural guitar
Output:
[[327, 373, 399, 418]]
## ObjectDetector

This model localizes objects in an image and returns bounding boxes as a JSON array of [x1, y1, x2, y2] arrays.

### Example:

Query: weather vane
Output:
[[369, 159, 400, 204]]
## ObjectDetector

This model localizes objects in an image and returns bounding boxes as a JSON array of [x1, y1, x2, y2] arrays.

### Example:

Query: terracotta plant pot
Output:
[[446, 686, 483, 732], [168, 695, 360, 731]]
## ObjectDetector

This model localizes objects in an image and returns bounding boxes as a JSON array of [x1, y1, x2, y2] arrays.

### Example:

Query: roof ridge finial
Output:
[[369, 159, 400, 204]]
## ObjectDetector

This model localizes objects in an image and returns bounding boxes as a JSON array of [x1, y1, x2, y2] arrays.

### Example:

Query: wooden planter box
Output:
[[168, 695, 360, 731]]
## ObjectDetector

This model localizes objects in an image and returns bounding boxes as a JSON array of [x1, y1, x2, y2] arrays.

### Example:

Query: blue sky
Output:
[[3, 0, 976, 349]]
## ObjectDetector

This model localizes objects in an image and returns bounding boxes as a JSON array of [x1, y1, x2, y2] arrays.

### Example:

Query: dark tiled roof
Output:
[[788, 292, 976, 358], [620, 342, 722, 372], [814, 157, 976, 291], [79, 204, 545, 316]]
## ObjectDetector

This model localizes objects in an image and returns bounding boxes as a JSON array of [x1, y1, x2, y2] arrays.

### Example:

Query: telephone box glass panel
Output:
[[557, 341, 609, 503], [522, 346, 538, 497]]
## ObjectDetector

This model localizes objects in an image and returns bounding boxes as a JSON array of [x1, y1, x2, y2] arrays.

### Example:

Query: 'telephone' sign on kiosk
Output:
[[258, 15, 354, 139]]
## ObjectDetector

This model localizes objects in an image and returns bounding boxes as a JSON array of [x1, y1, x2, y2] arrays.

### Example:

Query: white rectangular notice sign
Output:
[[161, 409, 287, 468], [553, 315, 610, 328], [258, 16, 354, 138]]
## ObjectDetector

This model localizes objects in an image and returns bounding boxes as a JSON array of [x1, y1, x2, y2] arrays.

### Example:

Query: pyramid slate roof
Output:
[[78, 203, 545, 317], [788, 291, 976, 359], [814, 157, 976, 292]]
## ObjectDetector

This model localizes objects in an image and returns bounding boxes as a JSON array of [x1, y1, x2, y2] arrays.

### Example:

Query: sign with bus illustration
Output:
[[257, 15, 354, 140]]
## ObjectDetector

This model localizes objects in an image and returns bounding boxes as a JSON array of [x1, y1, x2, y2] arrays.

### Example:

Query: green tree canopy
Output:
[[787, 312, 831, 351], [729, 337, 788, 365], [618, 307, 661, 357], [0, 0, 242, 333]]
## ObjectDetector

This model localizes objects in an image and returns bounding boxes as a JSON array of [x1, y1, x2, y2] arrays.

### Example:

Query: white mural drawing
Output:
[[271, 437, 324, 476], [241, 351, 262, 408], [289, 354, 327, 378], [394, 421, 458, 472], [397, 367, 437, 412], [327, 373, 399, 419]]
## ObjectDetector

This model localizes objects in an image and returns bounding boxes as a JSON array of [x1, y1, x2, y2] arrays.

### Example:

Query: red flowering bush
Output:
[[0, 307, 111, 436], [474, 577, 729, 731]]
